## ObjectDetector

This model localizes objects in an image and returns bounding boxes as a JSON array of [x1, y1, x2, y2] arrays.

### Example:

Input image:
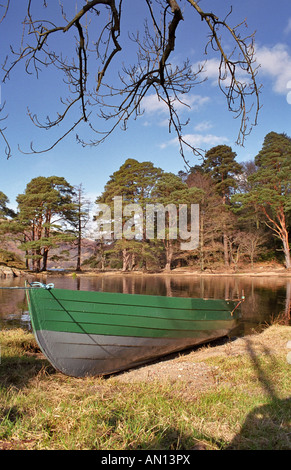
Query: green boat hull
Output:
[[26, 287, 241, 377]]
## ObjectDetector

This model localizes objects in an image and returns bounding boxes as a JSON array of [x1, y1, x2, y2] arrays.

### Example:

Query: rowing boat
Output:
[[26, 283, 243, 377]]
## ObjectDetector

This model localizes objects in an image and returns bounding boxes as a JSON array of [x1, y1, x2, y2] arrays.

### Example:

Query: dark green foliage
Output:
[[0, 191, 15, 219], [202, 145, 242, 202]]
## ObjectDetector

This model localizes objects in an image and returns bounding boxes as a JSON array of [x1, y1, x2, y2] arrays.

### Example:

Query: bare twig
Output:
[[0, 102, 11, 158]]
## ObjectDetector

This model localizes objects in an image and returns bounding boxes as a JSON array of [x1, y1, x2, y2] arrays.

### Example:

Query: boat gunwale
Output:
[[30, 287, 241, 310]]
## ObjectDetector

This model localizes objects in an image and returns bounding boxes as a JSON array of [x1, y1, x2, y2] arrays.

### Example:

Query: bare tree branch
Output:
[[187, 0, 261, 145], [1, 0, 261, 159], [0, 0, 9, 23], [0, 1, 11, 158], [0, 102, 11, 159]]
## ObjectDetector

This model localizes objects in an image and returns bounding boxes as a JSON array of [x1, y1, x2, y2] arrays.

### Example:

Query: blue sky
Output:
[[1, 0, 291, 212]]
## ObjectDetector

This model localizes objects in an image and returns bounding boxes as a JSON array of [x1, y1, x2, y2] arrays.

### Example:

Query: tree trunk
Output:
[[200, 212, 204, 271], [42, 248, 48, 271], [284, 281, 291, 321], [32, 221, 37, 272], [122, 248, 130, 271], [76, 188, 82, 271], [262, 207, 291, 270], [100, 255, 105, 271], [76, 230, 81, 272], [36, 254, 41, 272], [282, 235, 291, 269], [42, 209, 51, 271], [129, 252, 136, 271], [276, 211, 290, 269], [25, 253, 29, 270], [223, 231, 229, 266], [222, 194, 229, 267], [23, 234, 29, 270], [165, 240, 173, 271]]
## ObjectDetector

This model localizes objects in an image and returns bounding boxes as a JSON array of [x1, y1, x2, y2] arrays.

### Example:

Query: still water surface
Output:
[[0, 274, 290, 337]]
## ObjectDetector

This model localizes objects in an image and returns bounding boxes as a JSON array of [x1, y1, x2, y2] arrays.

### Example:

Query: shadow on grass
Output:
[[0, 355, 56, 389], [226, 338, 291, 450], [226, 397, 291, 450], [0, 330, 56, 389]]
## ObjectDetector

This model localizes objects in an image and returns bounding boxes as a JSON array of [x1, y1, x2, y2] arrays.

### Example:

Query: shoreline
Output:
[[2, 264, 291, 279], [37, 267, 291, 278]]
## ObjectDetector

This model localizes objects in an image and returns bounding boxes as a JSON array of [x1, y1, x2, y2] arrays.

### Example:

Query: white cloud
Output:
[[141, 93, 209, 115], [141, 94, 164, 114], [255, 43, 291, 94], [194, 120, 213, 132], [194, 43, 291, 96], [193, 56, 253, 88], [160, 133, 228, 151], [193, 58, 221, 85]]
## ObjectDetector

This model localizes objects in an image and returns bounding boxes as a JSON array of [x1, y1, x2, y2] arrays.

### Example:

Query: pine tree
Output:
[[236, 132, 291, 269], [202, 145, 242, 266], [151, 172, 200, 271], [252, 133, 291, 268], [70, 184, 91, 271], [202, 145, 242, 202], [95, 158, 163, 271], [16, 176, 75, 271]]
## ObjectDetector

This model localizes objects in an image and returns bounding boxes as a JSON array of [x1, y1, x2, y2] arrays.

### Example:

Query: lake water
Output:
[[0, 273, 290, 337]]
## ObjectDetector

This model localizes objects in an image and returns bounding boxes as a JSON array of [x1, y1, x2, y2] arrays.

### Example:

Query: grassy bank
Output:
[[0, 325, 290, 450]]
